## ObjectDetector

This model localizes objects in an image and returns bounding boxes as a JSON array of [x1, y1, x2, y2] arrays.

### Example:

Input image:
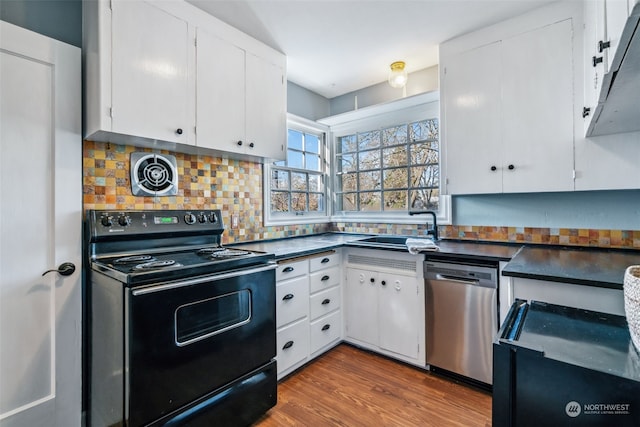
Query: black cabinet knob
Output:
[[237, 140, 243, 146], [582, 107, 591, 118], [282, 266, 294, 273], [592, 56, 603, 67], [176, 128, 183, 135], [598, 40, 611, 52], [370, 278, 375, 283], [282, 341, 294, 350], [282, 293, 294, 301], [321, 275, 330, 281], [490, 165, 497, 172], [381, 280, 386, 286], [42, 262, 76, 277], [321, 298, 331, 305], [249, 142, 255, 148], [321, 324, 331, 331], [508, 164, 515, 170], [321, 258, 330, 263]]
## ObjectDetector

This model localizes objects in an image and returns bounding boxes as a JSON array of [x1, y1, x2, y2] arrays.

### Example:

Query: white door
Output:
[[196, 28, 246, 154], [0, 21, 81, 427], [111, 0, 190, 143], [378, 274, 419, 359], [442, 41, 503, 194], [345, 268, 378, 345]]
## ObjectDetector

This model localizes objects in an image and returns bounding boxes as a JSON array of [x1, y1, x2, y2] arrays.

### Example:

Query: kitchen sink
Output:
[[356, 236, 409, 245]]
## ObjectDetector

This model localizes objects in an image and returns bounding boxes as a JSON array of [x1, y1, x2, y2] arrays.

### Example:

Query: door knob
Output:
[[42, 262, 76, 277]]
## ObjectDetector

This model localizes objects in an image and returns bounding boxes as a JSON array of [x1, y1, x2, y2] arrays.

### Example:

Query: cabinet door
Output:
[[196, 29, 246, 154], [605, 0, 631, 71], [377, 274, 419, 359], [443, 42, 503, 194], [245, 52, 286, 160], [501, 19, 574, 193], [583, 0, 607, 135], [345, 268, 378, 345], [111, 0, 190, 143]]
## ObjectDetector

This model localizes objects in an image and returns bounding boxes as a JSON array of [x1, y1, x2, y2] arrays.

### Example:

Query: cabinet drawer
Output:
[[309, 252, 339, 272], [276, 276, 309, 327], [276, 318, 309, 375], [309, 286, 341, 321], [309, 266, 340, 294], [276, 259, 309, 281], [310, 311, 341, 354]]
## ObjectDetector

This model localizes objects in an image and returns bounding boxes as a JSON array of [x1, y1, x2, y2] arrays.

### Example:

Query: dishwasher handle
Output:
[[435, 273, 480, 285]]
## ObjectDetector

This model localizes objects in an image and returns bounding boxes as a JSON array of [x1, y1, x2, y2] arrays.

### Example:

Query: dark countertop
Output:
[[502, 246, 640, 290], [230, 233, 640, 289]]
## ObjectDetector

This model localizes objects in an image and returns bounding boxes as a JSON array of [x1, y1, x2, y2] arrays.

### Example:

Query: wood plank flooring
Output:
[[254, 344, 491, 426]]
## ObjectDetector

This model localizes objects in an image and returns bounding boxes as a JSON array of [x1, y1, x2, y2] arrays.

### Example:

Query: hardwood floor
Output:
[[254, 344, 491, 426]]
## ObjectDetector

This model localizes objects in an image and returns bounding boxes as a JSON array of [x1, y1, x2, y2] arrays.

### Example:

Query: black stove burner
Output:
[[197, 247, 226, 255], [114, 255, 156, 265], [211, 249, 250, 258], [133, 260, 182, 271]]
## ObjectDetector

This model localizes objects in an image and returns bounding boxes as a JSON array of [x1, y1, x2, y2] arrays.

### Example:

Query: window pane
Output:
[[383, 190, 407, 211], [341, 193, 357, 211], [271, 191, 289, 212], [358, 149, 380, 170], [410, 188, 439, 210], [410, 119, 439, 141], [292, 172, 307, 191], [339, 134, 357, 154], [273, 160, 286, 167], [288, 150, 304, 169], [359, 192, 381, 211], [306, 154, 320, 172], [382, 125, 407, 146], [358, 130, 380, 150], [383, 168, 408, 190], [309, 193, 324, 212], [306, 134, 319, 153], [382, 146, 408, 167], [291, 192, 307, 212], [358, 171, 381, 191], [288, 129, 303, 150], [339, 153, 357, 173], [410, 141, 439, 165], [411, 165, 439, 188], [339, 173, 357, 192], [308, 174, 322, 192], [271, 169, 289, 190]]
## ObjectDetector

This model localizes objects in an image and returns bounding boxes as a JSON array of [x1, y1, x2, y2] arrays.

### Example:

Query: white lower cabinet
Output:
[[344, 249, 425, 367], [275, 251, 342, 379]]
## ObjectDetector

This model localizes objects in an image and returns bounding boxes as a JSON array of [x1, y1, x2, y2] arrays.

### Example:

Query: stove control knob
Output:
[[101, 216, 113, 227], [117, 215, 131, 227], [184, 213, 196, 225], [208, 212, 217, 223], [197, 213, 207, 223]]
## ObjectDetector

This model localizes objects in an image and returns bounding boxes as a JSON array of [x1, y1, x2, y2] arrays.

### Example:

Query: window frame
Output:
[[320, 92, 451, 225], [264, 114, 331, 226]]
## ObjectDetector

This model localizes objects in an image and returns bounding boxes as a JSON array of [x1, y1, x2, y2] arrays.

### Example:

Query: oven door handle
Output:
[[131, 263, 277, 296]]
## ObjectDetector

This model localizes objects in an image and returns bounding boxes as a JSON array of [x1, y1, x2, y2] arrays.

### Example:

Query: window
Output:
[[335, 118, 440, 213], [266, 115, 329, 223]]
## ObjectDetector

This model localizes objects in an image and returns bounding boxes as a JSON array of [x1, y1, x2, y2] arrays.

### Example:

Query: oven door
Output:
[[125, 264, 276, 426]]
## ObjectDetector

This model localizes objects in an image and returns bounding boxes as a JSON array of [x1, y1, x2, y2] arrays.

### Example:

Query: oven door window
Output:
[[175, 290, 251, 346]]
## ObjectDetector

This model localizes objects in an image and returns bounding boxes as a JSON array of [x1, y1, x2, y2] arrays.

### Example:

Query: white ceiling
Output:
[[187, 0, 557, 99]]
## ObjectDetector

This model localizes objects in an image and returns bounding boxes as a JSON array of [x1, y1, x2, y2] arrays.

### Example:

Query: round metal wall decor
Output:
[[130, 152, 178, 196]]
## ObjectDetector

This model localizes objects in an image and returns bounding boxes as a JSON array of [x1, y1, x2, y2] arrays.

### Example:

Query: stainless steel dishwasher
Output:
[[424, 259, 498, 386]]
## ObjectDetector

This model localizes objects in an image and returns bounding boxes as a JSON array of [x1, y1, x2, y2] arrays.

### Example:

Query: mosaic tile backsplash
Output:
[[83, 140, 639, 249]]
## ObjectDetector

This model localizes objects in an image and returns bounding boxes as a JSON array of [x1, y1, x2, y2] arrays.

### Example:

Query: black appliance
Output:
[[494, 300, 640, 427], [86, 209, 277, 427]]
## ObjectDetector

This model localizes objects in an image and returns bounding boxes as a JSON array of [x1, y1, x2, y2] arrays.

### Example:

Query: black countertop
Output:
[[502, 246, 640, 290], [230, 233, 640, 290]]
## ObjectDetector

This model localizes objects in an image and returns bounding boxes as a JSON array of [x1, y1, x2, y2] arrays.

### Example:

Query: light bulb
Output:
[[388, 61, 408, 88]]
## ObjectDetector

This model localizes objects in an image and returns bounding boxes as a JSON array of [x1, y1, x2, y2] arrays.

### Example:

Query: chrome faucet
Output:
[[409, 210, 438, 241]]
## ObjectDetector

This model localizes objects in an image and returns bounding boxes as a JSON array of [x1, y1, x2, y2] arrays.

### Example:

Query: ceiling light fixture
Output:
[[388, 61, 408, 89]]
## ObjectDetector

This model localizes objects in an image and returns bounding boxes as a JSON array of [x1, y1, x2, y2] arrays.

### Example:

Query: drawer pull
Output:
[[282, 266, 294, 273], [321, 298, 331, 305], [321, 257, 330, 263], [282, 293, 294, 301], [321, 324, 331, 331], [321, 275, 330, 281], [282, 340, 294, 350]]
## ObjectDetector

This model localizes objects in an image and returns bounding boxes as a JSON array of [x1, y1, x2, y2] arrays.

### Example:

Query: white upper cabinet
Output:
[[85, 0, 192, 145], [196, 30, 286, 159], [441, 15, 575, 195], [84, 0, 286, 161]]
